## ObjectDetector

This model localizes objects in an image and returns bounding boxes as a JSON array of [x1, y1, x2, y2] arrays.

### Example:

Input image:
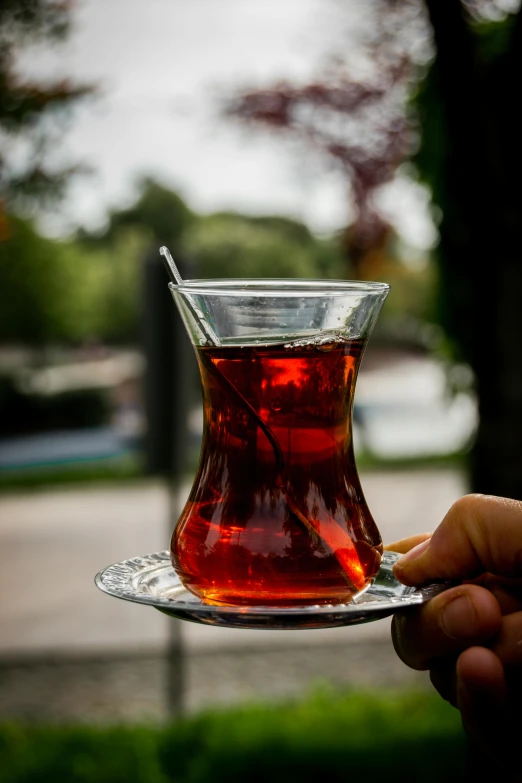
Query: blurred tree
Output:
[[0, 0, 93, 212], [0, 213, 73, 343], [60, 230, 145, 343], [226, 0, 522, 499], [226, 2, 419, 277], [3, 179, 346, 346], [182, 212, 345, 280], [0, 214, 144, 344], [78, 177, 196, 270], [416, 1, 522, 498]]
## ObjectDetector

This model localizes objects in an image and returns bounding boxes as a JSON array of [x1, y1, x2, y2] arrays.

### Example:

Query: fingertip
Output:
[[457, 647, 506, 704], [393, 538, 432, 584], [457, 647, 507, 756], [457, 648, 517, 774], [393, 565, 422, 586]]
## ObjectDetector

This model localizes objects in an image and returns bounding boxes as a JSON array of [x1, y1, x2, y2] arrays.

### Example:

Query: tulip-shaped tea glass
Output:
[[169, 279, 389, 607]]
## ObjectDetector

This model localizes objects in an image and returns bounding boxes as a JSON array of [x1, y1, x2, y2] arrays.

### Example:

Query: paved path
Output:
[[0, 469, 468, 720], [0, 469, 467, 655], [0, 639, 431, 722]]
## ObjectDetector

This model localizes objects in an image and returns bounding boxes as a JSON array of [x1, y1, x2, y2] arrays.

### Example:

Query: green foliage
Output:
[[0, 690, 465, 783], [0, 215, 75, 343], [384, 263, 437, 325], [0, 723, 166, 783], [182, 212, 346, 280], [0, 456, 143, 492], [211, 212, 316, 245], [79, 178, 196, 253], [159, 690, 465, 783], [0, 214, 146, 344], [472, 13, 517, 64], [411, 10, 520, 362], [2, 185, 351, 346], [61, 230, 145, 343], [411, 13, 518, 231], [0, 179, 439, 346]]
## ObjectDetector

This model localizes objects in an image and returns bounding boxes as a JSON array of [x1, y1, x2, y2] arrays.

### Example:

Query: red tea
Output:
[[171, 336, 382, 605]]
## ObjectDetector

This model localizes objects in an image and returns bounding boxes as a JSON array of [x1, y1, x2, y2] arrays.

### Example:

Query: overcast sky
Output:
[[20, 0, 436, 247]]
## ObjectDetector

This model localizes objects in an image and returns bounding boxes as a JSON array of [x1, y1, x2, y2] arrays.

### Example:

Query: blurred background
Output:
[[1, 0, 521, 780]]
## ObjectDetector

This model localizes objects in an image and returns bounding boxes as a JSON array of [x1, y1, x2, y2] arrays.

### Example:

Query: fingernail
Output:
[[441, 595, 477, 639], [395, 538, 430, 569]]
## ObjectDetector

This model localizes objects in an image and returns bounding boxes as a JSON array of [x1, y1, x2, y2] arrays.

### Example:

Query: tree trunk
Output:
[[424, 0, 522, 499]]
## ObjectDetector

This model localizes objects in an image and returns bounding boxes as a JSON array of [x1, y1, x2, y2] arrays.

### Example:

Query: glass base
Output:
[[95, 551, 452, 631]]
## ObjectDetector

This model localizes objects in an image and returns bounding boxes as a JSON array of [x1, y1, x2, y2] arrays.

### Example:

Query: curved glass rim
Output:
[[168, 278, 390, 297]]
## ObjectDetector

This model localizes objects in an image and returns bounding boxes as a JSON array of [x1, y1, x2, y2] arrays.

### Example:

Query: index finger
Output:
[[394, 494, 522, 586]]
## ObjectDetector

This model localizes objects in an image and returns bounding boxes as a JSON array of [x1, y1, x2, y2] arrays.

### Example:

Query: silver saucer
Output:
[[94, 551, 451, 630]]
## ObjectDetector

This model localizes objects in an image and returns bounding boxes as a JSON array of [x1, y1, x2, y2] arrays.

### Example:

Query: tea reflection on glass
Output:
[[169, 279, 389, 606]]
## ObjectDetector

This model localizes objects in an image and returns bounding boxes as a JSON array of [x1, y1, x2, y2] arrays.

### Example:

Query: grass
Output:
[[355, 447, 468, 472], [0, 690, 467, 783], [0, 448, 468, 495], [0, 454, 143, 493]]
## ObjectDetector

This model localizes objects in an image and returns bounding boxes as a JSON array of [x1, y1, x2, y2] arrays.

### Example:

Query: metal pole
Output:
[[142, 247, 195, 718]]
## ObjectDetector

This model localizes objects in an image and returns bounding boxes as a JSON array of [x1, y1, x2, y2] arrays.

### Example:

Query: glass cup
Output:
[[168, 279, 389, 606]]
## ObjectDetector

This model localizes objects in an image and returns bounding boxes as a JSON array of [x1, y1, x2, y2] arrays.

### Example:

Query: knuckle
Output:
[[449, 494, 485, 525], [451, 493, 483, 512], [444, 495, 484, 549], [443, 494, 494, 575]]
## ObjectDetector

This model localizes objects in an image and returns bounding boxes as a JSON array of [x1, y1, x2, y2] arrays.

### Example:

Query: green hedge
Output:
[[0, 691, 466, 783]]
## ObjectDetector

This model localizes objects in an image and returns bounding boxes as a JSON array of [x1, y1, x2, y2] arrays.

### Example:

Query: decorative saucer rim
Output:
[[94, 549, 449, 618]]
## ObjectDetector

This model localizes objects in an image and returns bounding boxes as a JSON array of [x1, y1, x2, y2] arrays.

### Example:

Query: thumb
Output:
[[394, 494, 522, 586]]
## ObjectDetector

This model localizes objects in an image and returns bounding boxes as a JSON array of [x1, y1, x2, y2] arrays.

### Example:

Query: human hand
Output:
[[387, 494, 522, 775]]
